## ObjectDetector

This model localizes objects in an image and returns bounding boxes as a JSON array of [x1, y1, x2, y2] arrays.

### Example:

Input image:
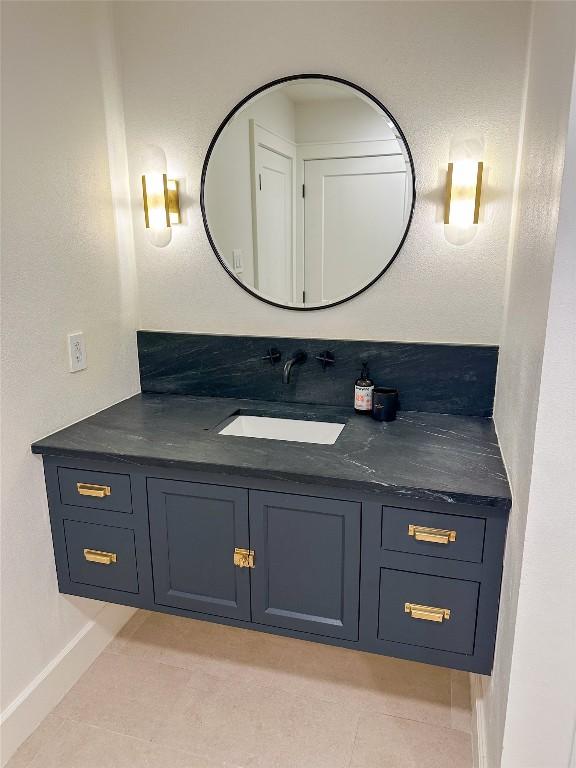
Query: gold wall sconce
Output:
[[444, 160, 483, 227], [443, 137, 485, 245], [140, 146, 181, 247], [142, 174, 181, 230]]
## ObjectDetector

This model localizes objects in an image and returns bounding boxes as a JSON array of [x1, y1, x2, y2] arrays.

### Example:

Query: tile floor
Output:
[[8, 610, 473, 768]]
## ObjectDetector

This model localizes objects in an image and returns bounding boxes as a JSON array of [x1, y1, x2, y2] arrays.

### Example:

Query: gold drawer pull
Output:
[[405, 602, 451, 622], [76, 483, 111, 498], [233, 547, 255, 569], [83, 548, 117, 565], [408, 525, 456, 545]]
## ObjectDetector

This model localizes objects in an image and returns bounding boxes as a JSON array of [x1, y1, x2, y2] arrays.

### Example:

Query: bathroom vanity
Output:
[[32, 335, 510, 675], [32, 76, 510, 676]]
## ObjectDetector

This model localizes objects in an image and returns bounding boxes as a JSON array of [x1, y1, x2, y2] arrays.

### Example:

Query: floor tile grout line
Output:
[[449, 670, 473, 734], [346, 712, 363, 768], [6, 715, 68, 768], [54, 686, 251, 767], [28, 715, 242, 767], [352, 708, 475, 736], [47, 712, 156, 746]]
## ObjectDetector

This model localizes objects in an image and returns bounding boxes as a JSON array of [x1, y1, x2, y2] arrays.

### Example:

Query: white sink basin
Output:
[[218, 415, 345, 445]]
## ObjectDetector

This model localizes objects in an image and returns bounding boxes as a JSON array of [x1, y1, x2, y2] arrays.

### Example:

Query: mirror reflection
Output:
[[202, 77, 415, 309]]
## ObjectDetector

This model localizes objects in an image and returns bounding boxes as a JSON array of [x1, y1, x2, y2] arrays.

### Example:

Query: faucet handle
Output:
[[315, 351, 335, 370], [262, 347, 282, 365]]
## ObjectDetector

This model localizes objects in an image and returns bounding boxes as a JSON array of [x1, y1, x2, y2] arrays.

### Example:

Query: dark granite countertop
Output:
[[31, 393, 511, 510]]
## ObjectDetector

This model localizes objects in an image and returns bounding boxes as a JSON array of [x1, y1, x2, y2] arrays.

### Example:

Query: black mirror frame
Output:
[[200, 73, 416, 312]]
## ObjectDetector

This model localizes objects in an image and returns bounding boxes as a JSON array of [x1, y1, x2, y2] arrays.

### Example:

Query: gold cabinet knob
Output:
[[233, 547, 255, 569]]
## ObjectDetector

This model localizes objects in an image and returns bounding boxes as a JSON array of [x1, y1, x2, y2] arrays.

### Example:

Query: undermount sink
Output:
[[218, 415, 346, 445]]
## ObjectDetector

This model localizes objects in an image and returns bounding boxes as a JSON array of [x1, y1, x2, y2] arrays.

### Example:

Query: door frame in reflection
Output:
[[249, 121, 297, 304], [201, 73, 416, 311]]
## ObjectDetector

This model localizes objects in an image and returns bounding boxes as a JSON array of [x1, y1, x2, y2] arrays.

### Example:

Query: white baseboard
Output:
[[0, 603, 136, 767], [471, 673, 489, 768]]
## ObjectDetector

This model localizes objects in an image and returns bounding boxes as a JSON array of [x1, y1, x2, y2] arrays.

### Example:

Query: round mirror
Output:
[[201, 75, 415, 311]]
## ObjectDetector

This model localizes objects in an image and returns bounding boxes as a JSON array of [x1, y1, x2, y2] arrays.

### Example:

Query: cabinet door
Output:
[[148, 479, 250, 620], [250, 491, 360, 640]]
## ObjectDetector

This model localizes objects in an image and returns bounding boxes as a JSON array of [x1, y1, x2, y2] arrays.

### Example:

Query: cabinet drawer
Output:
[[58, 467, 132, 514], [63, 519, 139, 593], [381, 506, 485, 563], [378, 569, 479, 654]]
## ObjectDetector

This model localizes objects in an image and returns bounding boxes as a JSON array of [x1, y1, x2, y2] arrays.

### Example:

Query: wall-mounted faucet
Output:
[[283, 350, 307, 384]]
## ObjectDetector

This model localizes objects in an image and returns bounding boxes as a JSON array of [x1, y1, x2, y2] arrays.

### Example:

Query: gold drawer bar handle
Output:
[[408, 524, 456, 544], [83, 549, 117, 565], [233, 547, 255, 569], [405, 603, 451, 622], [77, 483, 111, 498]]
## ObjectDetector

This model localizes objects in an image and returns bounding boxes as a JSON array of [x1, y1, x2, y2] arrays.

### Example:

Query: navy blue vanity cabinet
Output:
[[360, 502, 507, 674], [147, 479, 251, 621], [41, 457, 154, 607], [147, 483, 360, 636], [39, 455, 507, 674], [249, 491, 361, 640]]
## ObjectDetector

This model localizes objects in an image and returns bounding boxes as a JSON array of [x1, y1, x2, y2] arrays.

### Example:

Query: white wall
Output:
[[114, 0, 531, 343], [501, 59, 576, 766], [479, 4, 576, 766], [0, 1, 140, 760], [294, 97, 395, 143]]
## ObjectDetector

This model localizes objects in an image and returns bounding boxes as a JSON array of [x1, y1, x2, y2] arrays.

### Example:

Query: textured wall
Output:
[[485, 4, 576, 766], [501, 60, 576, 766], [0, 0, 139, 718], [114, 1, 531, 344]]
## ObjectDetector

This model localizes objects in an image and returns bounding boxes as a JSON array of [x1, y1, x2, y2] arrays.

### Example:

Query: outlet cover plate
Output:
[[68, 332, 87, 372]]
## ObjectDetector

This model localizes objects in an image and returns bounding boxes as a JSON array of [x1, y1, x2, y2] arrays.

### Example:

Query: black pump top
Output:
[[357, 362, 373, 384]]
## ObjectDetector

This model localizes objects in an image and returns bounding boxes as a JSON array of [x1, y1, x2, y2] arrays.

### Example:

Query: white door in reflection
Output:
[[254, 145, 294, 304], [304, 154, 408, 304]]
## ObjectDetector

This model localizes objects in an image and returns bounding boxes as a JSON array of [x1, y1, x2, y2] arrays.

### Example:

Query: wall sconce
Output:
[[443, 137, 485, 245], [140, 145, 181, 247], [141, 174, 181, 229], [444, 160, 483, 227]]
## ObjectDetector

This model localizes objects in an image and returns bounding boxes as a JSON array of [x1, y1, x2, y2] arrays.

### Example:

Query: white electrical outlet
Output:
[[232, 249, 243, 274], [68, 332, 87, 372]]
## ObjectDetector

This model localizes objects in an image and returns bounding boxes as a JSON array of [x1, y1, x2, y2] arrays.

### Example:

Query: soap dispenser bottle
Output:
[[354, 363, 374, 414]]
